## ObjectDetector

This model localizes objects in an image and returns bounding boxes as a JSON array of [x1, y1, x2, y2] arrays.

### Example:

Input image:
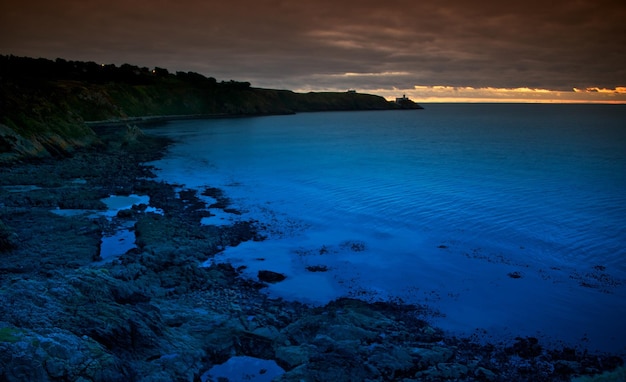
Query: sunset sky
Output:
[[1, 0, 625, 103]]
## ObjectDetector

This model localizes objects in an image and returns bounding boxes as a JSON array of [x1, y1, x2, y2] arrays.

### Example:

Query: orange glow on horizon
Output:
[[293, 83, 626, 104], [295, 74, 625, 103], [574, 87, 626, 94], [372, 85, 626, 104]]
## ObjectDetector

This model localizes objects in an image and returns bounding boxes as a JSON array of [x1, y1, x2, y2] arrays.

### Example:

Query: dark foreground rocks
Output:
[[0, 125, 623, 381]]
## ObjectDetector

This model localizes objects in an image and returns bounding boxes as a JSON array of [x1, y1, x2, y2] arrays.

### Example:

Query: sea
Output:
[[145, 103, 626, 355]]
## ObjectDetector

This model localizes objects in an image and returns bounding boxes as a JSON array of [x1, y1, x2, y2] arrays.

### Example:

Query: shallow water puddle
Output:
[[50, 208, 94, 217], [100, 194, 151, 217], [175, 187, 241, 227], [97, 195, 153, 261], [200, 356, 285, 382], [51, 194, 161, 263], [96, 222, 137, 264], [200, 209, 239, 226]]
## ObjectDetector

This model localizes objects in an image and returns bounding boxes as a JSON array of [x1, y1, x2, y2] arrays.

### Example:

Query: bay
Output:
[[146, 104, 626, 354]]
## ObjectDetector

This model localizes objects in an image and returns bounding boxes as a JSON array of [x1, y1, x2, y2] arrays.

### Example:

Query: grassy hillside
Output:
[[0, 55, 420, 162]]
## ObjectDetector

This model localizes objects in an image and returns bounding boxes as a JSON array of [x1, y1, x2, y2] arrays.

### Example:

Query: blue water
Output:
[[146, 104, 626, 354]]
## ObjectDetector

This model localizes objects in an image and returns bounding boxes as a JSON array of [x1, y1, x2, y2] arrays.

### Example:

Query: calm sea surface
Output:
[[146, 104, 626, 354]]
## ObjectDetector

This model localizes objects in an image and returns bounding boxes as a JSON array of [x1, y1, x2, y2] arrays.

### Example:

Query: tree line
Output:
[[0, 55, 250, 89]]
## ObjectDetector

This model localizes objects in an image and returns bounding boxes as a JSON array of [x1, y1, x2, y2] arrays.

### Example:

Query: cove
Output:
[[146, 104, 626, 355]]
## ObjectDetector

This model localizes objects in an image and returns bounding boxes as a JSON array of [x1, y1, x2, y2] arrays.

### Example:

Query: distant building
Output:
[[347, 90, 357, 93], [394, 94, 422, 109], [395, 94, 409, 103]]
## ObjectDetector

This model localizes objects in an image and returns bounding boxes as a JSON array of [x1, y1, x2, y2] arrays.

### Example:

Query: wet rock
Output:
[[202, 187, 231, 209], [251, 325, 283, 342], [201, 316, 247, 355], [412, 346, 455, 368], [324, 324, 377, 342], [305, 265, 328, 272], [288, 350, 377, 381], [415, 362, 469, 380], [0, 219, 18, 251], [0, 326, 124, 382], [275, 344, 317, 368], [367, 344, 415, 378], [416, 325, 445, 343], [554, 359, 582, 375], [258, 270, 286, 283], [437, 362, 469, 379], [314, 334, 361, 354], [116, 208, 133, 218], [508, 271, 523, 279], [475, 366, 497, 381], [201, 356, 285, 382], [507, 336, 543, 358]]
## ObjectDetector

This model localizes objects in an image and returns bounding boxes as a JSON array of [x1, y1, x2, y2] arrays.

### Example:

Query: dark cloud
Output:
[[1, 0, 625, 93]]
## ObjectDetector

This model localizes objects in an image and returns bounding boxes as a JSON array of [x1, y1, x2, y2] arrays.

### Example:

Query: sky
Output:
[[1, 0, 625, 103]]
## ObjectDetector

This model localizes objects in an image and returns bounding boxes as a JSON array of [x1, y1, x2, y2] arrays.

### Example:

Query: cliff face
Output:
[[0, 56, 420, 162]]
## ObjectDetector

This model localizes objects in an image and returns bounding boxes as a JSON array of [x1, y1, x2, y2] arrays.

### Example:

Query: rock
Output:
[[258, 270, 286, 283], [475, 366, 497, 381], [0, 124, 54, 163], [507, 336, 542, 358], [305, 265, 328, 272], [131, 203, 148, 212], [322, 324, 377, 342], [0, 327, 123, 382], [275, 344, 317, 368], [0, 219, 18, 251], [367, 344, 414, 377], [415, 362, 469, 380], [416, 325, 445, 343], [201, 356, 285, 382], [315, 335, 361, 354], [116, 208, 133, 218], [415, 365, 448, 380], [274, 364, 310, 382], [436, 362, 469, 379], [508, 271, 523, 279], [251, 325, 283, 342], [411, 346, 455, 369], [554, 359, 582, 375], [201, 317, 247, 354], [286, 350, 377, 382]]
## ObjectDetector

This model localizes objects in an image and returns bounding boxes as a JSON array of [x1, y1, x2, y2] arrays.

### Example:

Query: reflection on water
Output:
[[51, 194, 163, 263]]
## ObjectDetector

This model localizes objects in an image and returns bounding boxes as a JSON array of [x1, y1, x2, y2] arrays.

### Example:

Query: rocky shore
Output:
[[0, 124, 623, 381]]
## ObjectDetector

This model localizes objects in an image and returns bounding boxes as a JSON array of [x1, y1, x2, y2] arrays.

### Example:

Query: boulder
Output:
[[0, 326, 124, 382], [275, 344, 317, 368], [258, 270, 286, 283], [367, 344, 414, 377], [411, 346, 455, 368], [475, 366, 498, 381], [0, 219, 18, 251]]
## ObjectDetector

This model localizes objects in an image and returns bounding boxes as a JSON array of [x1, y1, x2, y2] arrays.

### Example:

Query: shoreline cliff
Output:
[[0, 55, 421, 163]]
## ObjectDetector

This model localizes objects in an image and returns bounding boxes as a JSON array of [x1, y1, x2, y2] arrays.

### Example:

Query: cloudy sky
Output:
[[1, 0, 625, 102]]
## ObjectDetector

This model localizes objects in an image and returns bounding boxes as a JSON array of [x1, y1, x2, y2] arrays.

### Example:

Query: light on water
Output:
[[147, 104, 626, 354], [51, 194, 162, 262]]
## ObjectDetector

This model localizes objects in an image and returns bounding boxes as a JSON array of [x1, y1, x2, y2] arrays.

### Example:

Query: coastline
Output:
[[83, 105, 421, 129], [83, 112, 296, 129], [0, 124, 623, 381]]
